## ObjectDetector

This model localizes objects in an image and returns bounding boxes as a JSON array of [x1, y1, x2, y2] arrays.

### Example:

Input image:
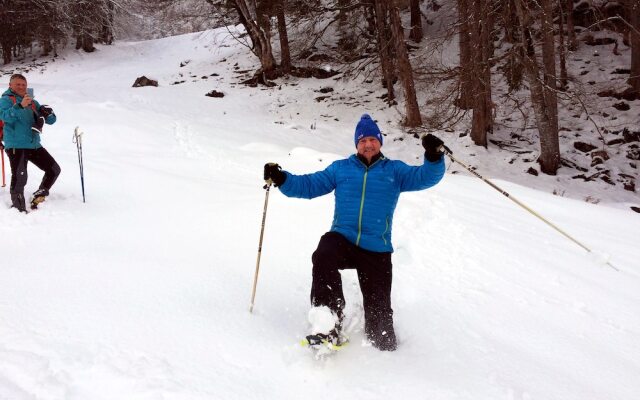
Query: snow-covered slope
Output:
[[0, 30, 638, 400]]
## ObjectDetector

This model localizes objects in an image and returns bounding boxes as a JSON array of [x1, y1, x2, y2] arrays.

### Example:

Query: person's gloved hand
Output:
[[32, 116, 45, 133], [264, 162, 286, 186], [421, 133, 446, 162], [39, 105, 54, 118]]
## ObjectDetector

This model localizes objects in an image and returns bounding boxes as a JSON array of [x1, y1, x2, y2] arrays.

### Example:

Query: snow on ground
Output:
[[0, 29, 639, 400]]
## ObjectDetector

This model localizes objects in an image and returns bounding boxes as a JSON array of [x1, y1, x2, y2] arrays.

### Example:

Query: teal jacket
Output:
[[279, 153, 445, 252], [0, 88, 56, 149]]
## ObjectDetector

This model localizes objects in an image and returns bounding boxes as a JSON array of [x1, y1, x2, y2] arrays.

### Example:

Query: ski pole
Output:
[[441, 147, 619, 271], [73, 127, 85, 203], [250, 182, 273, 313], [1, 148, 5, 187]]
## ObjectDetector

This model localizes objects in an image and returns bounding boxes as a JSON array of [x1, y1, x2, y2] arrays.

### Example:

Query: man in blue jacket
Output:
[[264, 114, 446, 351], [0, 74, 59, 212]]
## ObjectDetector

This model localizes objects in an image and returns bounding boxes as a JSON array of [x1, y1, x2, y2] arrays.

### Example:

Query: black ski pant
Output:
[[5, 147, 61, 195], [311, 231, 394, 341]]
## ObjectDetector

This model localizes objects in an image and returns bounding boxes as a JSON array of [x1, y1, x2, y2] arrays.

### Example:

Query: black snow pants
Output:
[[311, 231, 397, 350], [5, 147, 61, 195]]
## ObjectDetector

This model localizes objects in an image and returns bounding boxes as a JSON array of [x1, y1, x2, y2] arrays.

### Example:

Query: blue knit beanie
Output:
[[354, 114, 383, 147]]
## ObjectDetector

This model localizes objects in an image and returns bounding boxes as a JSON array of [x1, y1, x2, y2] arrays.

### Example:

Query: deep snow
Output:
[[0, 29, 639, 400]]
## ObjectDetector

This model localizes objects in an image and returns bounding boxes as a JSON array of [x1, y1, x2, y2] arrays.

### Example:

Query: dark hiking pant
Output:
[[5, 147, 61, 195], [311, 231, 396, 348]]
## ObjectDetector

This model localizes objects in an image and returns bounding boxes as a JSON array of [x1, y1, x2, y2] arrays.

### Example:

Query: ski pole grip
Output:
[[438, 144, 453, 155]]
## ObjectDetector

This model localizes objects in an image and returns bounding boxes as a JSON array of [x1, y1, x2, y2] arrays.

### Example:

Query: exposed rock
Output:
[[180, 60, 191, 67], [622, 128, 640, 143], [573, 141, 597, 153], [627, 149, 640, 160], [318, 87, 334, 94], [205, 90, 224, 98], [612, 68, 631, 74], [290, 66, 340, 80], [619, 173, 636, 192], [600, 174, 615, 185], [631, 206, 640, 213], [526, 167, 538, 176], [132, 76, 158, 87], [590, 150, 609, 166], [621, 88, 640, 101], [561, 158, 588, 172], [613, 102, 630, 111], [597, 88, 640, 101], [584, 36, 616, 46], [606, 138, 625, 145]]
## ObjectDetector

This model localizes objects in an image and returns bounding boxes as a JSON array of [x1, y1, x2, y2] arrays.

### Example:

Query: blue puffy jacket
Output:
[[279, 153, 445, 252], [0, 88, 56, 149]]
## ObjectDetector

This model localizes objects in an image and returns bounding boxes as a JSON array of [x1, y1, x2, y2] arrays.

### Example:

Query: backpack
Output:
[[0, 95, 37, 144]]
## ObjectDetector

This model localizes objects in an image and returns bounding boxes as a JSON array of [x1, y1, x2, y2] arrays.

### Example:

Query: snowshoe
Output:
[[30, 188, 49, 210], [301, 306, 349, 355], [302, 328, 348, 351]]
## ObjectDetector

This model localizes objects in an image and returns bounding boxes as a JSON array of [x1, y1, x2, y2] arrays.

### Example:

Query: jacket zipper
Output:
[[355, 157, 382, 246]]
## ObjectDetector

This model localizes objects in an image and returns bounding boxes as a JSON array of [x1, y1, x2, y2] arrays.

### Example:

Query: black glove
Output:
[[39, 105, 54, 118], [264, 162, 286, 187], [32, 115, 45, 133], [421, 133, 445, 162]]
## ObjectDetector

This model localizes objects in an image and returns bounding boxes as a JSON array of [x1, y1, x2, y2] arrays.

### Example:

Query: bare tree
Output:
[[501, 0, 524, 91], [231, 0, 278, 81], [469, 0, 494, 147], [565, 0, 577, 50], [629, 0, 640, 92], [456, 0, 473, 109], [374, 0, 396, 105], [541, 0, 558, 133], [558, 0, 568, 90], [275, 0, 291, 74], [390, 1, 422, 126], [409, 0, 423, 42], [513, 0, 560, 175]]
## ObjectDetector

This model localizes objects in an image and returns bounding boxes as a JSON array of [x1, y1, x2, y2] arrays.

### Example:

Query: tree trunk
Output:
[[100, 0, 115, 45], [42, 39, 52, 56], [275, 0, 291, 75], [374, 0, 396, 105], [390, 3, 422, 127], [503, 0, 524, 91], [457, 0, 473, 109], [82, 33, 95, 53], [1, 42, 11, 64], [409, 0, 423, 42], [566, 0, 577, 50], [514, 0, 560, 175], [629, 0, 640, 92], [233, 0, 278, 80], [541, 0, 558, 136], [469, 0, 494, 147], [558, 0, 568, 90]]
